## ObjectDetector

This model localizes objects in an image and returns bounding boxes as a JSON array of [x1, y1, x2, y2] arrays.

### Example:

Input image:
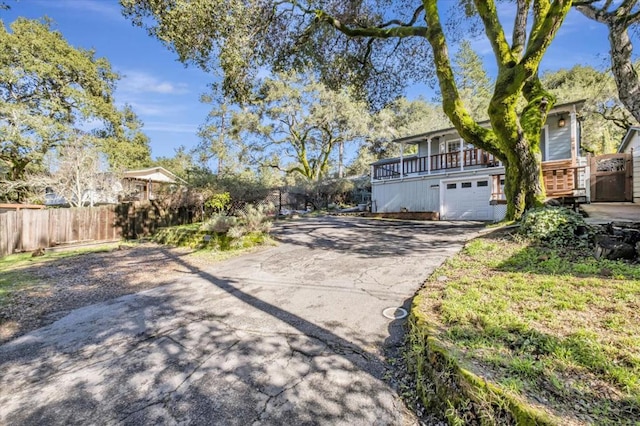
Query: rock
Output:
[[618, 228, 640, 246], [594, 235, 637, 261]]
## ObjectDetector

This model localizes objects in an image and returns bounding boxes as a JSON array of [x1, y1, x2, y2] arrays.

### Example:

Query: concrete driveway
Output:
[[0, 216, 481, 425]]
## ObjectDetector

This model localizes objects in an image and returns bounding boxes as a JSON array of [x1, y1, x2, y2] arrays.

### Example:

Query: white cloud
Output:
[[143, 122, 199, 134], [36, 0, 124, 22], [118, 70, 189, 95]]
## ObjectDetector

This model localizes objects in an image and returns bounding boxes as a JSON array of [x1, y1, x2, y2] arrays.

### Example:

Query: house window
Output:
[[477, 181, 488, 187], [447, 141, 460, 153], [461, 182, 472, 188], [447, 183, 457, 189]]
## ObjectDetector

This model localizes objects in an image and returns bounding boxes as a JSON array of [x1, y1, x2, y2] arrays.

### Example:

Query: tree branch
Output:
[[473, 0, 515, 66], [512, 0, 531, 59], [378, 5, 425, 28], [314, 10, 427, 39]]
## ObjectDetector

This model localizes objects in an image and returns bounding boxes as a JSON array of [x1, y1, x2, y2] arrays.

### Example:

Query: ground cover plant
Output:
[[152, 203, 273, 250], [407, 218, 640, 425]]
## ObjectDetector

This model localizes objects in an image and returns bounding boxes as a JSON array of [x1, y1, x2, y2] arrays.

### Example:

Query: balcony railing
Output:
[[491, 161, 588, 203], [372, 148, 499, 180]]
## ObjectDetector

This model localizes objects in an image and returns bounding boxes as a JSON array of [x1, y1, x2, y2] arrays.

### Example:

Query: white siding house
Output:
[[618, 127, 640, 203], [371, 101, 587, 221]]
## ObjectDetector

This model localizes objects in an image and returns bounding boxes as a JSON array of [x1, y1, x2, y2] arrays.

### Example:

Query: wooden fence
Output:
[[0, 202, 195, 257]]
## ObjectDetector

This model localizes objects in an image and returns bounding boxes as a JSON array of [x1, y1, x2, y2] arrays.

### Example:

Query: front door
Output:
[[590, 154, 633, 202]]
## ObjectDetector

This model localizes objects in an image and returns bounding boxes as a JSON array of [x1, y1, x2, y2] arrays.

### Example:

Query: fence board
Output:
[[0, 203, 195, 257]]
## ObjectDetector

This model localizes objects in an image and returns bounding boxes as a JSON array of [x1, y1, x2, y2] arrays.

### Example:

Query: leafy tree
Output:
[[153, 146, 198, 180], [348, 97, 450, 175], [0, 18, 121, 201], [226, 71, 370, 181], [542, 65, 631, 154], [97, 104, 153, 171], [197, 86, 246, 175], [122, 0, 573, 220], [453, 40, 492, 121], [574, 1, 640, 125]]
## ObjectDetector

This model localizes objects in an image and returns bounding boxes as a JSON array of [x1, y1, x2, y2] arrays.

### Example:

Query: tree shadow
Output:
[[271, 216, 482, 258], [0, 244, 199, 344], [0, 246, 415, 424]]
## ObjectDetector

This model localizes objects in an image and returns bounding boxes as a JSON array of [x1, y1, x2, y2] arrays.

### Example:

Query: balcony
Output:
[[490, 159, 588, 203], [372, 148, 499, 180]]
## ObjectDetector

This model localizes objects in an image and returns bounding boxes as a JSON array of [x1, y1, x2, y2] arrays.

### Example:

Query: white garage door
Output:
[[441, 177, 491, 220]]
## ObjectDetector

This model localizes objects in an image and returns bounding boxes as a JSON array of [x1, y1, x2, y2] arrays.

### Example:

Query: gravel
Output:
[[0, 243, 212, 344]]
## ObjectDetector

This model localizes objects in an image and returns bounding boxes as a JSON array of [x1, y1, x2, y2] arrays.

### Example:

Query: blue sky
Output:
[[1, 1, 623, 162]]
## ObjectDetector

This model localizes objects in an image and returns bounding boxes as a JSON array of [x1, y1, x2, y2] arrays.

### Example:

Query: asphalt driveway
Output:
[[0, 216, 481, 425]]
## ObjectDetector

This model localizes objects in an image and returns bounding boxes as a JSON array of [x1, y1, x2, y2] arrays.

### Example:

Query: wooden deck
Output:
[[372, 148, 498, 180], [491, 160, 588, 203]]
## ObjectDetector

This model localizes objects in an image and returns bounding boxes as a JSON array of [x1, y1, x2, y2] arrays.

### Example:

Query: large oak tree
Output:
[[122, 0, 573, 219], [0, 18, 152, 202], [574, 1, 640, 127]]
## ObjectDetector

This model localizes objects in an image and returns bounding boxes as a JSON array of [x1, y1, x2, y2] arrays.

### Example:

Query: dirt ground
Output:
[[0, 243, 214, 344]]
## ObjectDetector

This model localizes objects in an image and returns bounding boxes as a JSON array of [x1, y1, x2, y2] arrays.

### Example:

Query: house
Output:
[[370, 100, 588, 221], [617, 127, 640, 203], [45, 166, 185, 206], [122, 167, 186, 201]]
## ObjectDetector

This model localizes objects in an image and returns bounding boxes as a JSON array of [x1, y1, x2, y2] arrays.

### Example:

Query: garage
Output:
[[440, 176, 492, 220]]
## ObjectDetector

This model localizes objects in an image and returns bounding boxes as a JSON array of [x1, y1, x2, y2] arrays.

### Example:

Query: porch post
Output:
[[427, 138, 431, 175], [400, 141, 404, 179], [459, 138, 464, 171], [570, 107, 577, 164]]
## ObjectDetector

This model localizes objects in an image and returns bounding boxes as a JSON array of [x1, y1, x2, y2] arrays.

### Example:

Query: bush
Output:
[[518, 207, 590, 247], [200, 214, 237, 233], [239, 203, 273, 234], [227, 204, 273, 248], [205, 192, 231, 213]]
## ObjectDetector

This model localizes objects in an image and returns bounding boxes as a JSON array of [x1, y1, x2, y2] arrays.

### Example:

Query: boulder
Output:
[[594, 235, 637, 261]]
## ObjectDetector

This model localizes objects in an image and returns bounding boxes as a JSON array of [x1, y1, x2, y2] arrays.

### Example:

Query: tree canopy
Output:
[[575, 1, 640, 125], [122, 0, 574, 219], [0, 18, 120, 182], [202, 71, 369, 181], [0, 17, 152, 202]]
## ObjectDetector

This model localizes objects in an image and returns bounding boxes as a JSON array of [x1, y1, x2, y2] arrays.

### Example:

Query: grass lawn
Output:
[[411, 230, 640, 425]]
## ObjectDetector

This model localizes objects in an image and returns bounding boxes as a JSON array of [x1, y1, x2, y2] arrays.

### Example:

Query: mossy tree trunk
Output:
[[121, 0, 573, 219], [423, 0, 570, 220]]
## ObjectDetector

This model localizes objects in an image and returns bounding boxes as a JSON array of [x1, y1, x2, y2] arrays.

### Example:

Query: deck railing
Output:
[[491, 162, 588, 202], [373, 148, 499, 180]]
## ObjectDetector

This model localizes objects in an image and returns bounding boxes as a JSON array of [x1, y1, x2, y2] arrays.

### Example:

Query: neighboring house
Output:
[[45, 166, 185, 206], [370, 100, 587, 221], [617, 127, 640, 203], [122, 167, 186, 202]]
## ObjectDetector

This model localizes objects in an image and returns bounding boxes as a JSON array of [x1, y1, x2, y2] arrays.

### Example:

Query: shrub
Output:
[[200, 214, 237, 233], [237, 203, 273, 234], [205, 192, 231, 213], [518, 207, 590, 247], [225, 203, 273, 248]]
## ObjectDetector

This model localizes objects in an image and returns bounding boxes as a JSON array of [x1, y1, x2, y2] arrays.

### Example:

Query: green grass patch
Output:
[[408, 232, 640, 425]]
